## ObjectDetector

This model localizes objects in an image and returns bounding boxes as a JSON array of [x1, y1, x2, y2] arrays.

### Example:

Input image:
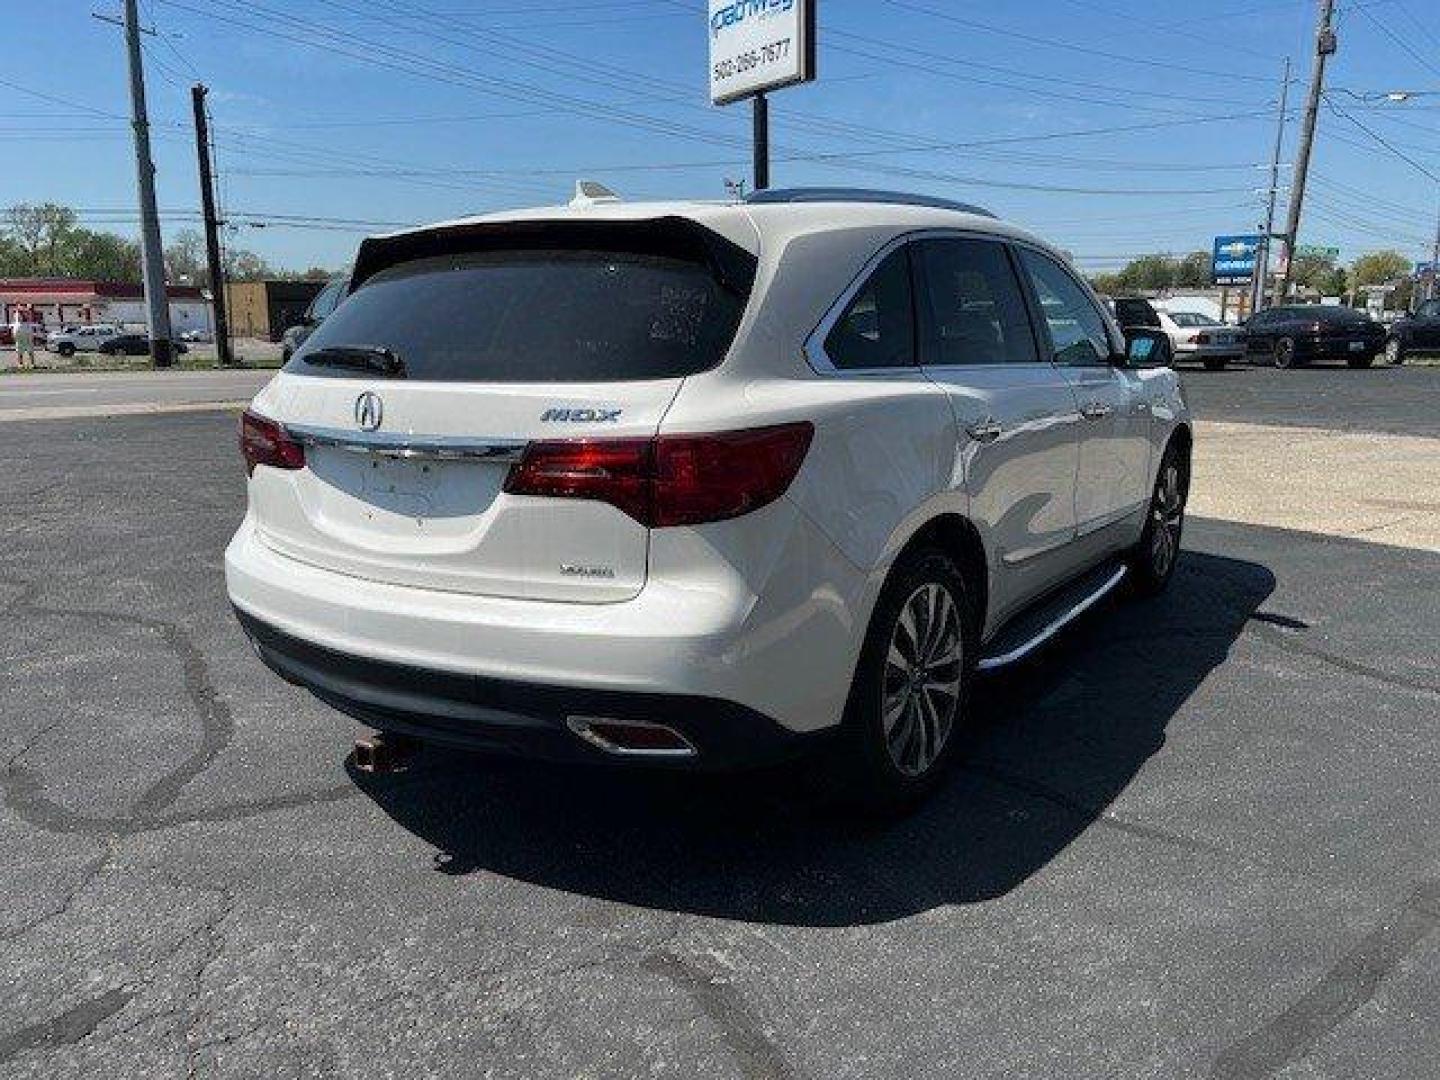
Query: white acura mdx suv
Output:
[[226, 186, 1191, 804]]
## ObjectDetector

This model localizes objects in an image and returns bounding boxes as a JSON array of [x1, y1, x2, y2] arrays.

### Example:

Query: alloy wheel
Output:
[[881, 582, 963, 777], [1274, 338, 1295, 368], [1150, 460, 1184, 578], [1385, 339, 1402, 365]]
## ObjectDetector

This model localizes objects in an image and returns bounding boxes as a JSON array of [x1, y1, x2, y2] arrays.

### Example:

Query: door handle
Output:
[[966, 418, 1003, 444], [1081, 401, 1113, 420]]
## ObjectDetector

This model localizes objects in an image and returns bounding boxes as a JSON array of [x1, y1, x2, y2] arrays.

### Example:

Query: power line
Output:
[[1356, 3, 1440, 80], [1395, 1, 1440, 54], [1323, 93, 1440, 183], [879, 0, 1277, 83]]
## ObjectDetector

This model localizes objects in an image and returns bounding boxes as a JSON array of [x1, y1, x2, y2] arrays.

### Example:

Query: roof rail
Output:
[[745, 187, 996, 218]]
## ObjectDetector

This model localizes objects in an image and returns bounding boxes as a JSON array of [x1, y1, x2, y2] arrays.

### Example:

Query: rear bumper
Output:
[[235, 608, 819, 768], [225, 505, 868, 747], [1297, 333, 1385, 359], [1174, 341, 1243, 358]]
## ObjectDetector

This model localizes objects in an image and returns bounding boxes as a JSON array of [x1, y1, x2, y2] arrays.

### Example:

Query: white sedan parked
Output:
[[1157, 310, 1244, 370]]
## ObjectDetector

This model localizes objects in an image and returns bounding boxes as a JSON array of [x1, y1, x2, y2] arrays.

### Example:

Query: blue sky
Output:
[[4, 0, 1439, 273]]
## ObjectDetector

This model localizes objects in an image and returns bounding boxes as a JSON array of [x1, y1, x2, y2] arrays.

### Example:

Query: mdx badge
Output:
[[541, 407, 621, 423], [354, 392, 383, 431]]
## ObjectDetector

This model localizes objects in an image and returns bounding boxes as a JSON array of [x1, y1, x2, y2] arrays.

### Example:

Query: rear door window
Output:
[[287, 249, 746, 383], [913, 238, 1039, 366]]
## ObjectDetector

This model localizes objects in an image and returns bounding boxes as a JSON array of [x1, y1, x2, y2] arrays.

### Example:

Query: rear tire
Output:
[[1273, 337, 1297, 368], [837, 548, 977, 811], [57, 342, 75, 358], [1128, 442, 1188, 597], [1347, 354, 1374, 369]]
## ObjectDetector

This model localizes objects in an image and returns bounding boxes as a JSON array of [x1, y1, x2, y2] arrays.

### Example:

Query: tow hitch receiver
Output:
[[353, 730, 421, 774]]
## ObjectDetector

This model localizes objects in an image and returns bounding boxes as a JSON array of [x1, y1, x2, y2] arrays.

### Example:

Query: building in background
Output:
[[224, 280, 326, 342], [0, 278, 210, 334]]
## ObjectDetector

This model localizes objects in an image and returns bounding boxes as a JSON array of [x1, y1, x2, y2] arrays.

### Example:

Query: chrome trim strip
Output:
[[284, 423, 527, 462], [976, 564, 1128, 671]]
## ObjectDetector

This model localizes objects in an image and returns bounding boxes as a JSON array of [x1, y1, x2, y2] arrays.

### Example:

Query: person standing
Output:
[[11, 312, 36, 370]]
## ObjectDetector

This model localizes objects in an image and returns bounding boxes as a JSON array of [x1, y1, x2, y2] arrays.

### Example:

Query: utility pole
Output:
[[191, 85, 233, 366], [753, 92, 770, 191], [122, 0, 174, 366], [1255, 57, 1291, 314], [1278, 0, 1337, 304], [1428, 198, 1440, 303]]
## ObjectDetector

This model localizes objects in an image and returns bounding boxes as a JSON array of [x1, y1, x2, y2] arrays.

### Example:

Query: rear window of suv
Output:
[[285, 249, 747, 383]]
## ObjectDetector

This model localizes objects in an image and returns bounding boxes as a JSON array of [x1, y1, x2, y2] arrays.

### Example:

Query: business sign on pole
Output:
[[709, 0, 816, 106], [1212, 234, 1263, 285], [1415, 261, 1437, 281], [1295, 244, 1340, 260]]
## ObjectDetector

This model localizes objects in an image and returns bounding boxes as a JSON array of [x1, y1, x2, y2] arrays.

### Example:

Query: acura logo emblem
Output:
[[354, 391, 383, 431]]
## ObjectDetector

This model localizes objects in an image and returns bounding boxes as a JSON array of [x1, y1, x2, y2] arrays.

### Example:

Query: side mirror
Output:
[[1121, 327, 1173, 368]]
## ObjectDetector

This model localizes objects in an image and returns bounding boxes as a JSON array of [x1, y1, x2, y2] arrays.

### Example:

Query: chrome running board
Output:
[[977, 563, 1128, 671]]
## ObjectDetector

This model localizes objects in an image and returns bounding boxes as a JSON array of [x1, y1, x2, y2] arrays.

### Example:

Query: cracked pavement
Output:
[[1, 382, 1439, 1078]]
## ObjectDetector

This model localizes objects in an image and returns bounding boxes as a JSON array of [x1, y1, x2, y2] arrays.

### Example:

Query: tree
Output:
[[1175, 251, 1212, 289], [4, 203, 78, 275], [165, 228, 207, 286], [63, 230, 142, 280], [1116, 254, 1176, 292], [0, 234, 26, 276], [1319, 266, 1348, 299], [1350, 250, 1410, 288], [1288, 251, 1337, 291], [223, 247, 273, 282], [1089, 272, 1122, 296]]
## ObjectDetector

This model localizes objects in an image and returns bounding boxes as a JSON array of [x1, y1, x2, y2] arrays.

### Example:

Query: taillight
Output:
[[503, 437, 653, 522], [1195, 332, 1211, 344], [504, 422, 813, 528], [239, 408, 305, 476]]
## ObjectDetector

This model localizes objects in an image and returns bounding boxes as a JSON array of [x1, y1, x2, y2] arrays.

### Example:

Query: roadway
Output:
[[0, 369, 272, 422]]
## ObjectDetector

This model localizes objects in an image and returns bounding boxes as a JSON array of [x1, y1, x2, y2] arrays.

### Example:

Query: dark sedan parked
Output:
[[1384, 297, 1440, 364], [1243, 305, 1387, 368], [97, 334, 189, 357]]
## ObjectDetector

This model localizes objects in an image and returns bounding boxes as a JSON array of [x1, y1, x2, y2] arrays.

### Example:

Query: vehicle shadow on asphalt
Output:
[[350, 550, 1274, 926]]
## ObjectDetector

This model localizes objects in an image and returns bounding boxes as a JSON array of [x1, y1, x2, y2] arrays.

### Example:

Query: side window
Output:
[[823, 247, 916, 370], [309, 280, 345, 322], [1017, 248, 1113, 366], [913, 238, 1039, 366]]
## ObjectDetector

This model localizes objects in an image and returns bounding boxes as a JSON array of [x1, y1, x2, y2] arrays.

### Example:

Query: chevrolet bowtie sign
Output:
[[709, 0, 817, 106], [1212, 234, 1263, 286]]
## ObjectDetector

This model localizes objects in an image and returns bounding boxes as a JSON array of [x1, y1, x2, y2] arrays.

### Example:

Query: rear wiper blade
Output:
[[302, 344, 406, 377]]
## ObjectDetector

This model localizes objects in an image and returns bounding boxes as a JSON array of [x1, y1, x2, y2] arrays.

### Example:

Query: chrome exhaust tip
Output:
[[566, 716, 698, 758]]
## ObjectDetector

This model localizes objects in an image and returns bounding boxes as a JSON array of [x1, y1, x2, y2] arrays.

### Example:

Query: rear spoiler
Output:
[[350, 216, 758, 299]]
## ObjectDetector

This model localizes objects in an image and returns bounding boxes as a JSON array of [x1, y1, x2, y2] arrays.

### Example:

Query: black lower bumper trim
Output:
[[233, 608, 820, 769]]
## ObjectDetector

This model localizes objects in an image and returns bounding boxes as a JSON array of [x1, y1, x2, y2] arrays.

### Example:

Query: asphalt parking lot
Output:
[[2, 369, 1438, 1078], [1182, 362, 1440, 439]]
